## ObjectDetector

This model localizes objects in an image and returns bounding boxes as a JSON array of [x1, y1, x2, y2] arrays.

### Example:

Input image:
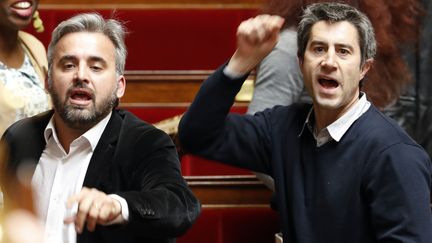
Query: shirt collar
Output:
[[44, 111, 113, 151], [327, 92, 370, 142], [299, 92, 370, 143]]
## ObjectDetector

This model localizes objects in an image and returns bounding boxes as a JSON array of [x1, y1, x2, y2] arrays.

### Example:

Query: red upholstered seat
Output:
[[177, 207, 280, 243], [125, 105, 187, 123], [125, 105, 251, 175], [26, 8, 258, 70], [181, 154, 252, 176]]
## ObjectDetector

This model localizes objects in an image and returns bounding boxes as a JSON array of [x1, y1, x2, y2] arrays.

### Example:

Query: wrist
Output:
[[227, 50, 258, 75]]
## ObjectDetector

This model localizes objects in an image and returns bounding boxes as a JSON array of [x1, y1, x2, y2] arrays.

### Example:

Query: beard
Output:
[[49, 81, 118, 130]]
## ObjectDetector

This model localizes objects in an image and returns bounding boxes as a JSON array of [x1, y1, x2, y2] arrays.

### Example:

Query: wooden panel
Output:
[[121, 70, 208, 103], [185, 175, 272, 206], [121, 70, 254, 103]]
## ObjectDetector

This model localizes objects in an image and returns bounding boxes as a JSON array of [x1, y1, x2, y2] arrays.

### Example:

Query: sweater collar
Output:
[[299, 92, 371, 146]]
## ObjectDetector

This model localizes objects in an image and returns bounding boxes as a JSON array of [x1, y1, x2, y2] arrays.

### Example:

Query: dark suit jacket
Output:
[[2, 109, 200, 243]]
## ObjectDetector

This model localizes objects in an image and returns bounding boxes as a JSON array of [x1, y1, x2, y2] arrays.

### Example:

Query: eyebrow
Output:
[[309, 40, 355, 51], [58, 55, 108, 65]]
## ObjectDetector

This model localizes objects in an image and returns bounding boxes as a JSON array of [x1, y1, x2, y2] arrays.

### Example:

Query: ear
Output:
[[360, 58, 373, 80], [116, 75, 126, 98]]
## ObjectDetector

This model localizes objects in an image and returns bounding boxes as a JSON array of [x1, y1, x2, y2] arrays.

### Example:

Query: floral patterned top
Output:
[[0, 53, 50, 135]]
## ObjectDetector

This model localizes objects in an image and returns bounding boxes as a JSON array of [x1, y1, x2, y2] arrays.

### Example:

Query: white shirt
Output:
[[301, 93, 371, 147], [31, 111, 128, 243]]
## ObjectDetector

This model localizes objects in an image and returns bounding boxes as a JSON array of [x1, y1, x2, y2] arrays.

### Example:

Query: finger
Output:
[[64, 202, 78, 224], [63, 215, 76, 224], [86, 201, 101, 232], [267, 15, 284, 29], [98, 202, 111, 223], [66, 187, 90, 208], [237, 18, 254, 44], [247, 17, 269, 44], [267, 16, 285, 39], [256, 15, 283, 43], [98, 202, 119, 224], [242, 15, 280, 45], [98, 200, 120, 224], [237, 17, 254, 35], [74, 189, 98, 233]]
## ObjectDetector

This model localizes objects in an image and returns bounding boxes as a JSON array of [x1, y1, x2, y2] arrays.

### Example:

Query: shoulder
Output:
[[270, 103, 310, 118], [18, 31, 46, 53], [18, 31, 47, 57], [3, 110, 52, 140], [346, 107, 432, 186], [359, 106, 418, 146], [2, 111, 52, 167], [274, 28, 297, 54], [253, 103, 310, 128], [354, 106, 429, 164], [278, 28, 297, 43], [114, 109, 173, 147]]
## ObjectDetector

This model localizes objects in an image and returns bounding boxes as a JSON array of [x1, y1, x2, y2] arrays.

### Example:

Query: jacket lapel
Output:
[[82, 111, 122, 188]]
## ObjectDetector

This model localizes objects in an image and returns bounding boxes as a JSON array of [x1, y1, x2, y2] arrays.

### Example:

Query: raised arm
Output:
[[179, 15, 284, 173]]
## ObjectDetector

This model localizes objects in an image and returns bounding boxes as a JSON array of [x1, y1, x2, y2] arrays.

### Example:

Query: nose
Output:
[[73, 64, 90, 83], [320, 50, 337, 70]]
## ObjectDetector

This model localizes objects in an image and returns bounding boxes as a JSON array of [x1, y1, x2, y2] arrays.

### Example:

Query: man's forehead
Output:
[[54, 32, 116, 59], [308, 20, 360, 47]]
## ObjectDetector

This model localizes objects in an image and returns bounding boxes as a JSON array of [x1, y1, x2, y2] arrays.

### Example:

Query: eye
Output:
[[90, 65, 103, 72], [338, 48, 351, 56], [314, 46, 325, 54], [63, 63, 75, 70]]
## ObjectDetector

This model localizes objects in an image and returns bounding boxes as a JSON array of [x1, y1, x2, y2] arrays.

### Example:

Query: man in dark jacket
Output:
[[2, 13, 199, 243]]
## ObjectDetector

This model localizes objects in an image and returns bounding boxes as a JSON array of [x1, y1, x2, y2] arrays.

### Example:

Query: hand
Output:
[[3, 209, 44, 243], [64, 187, 122, 233], [228, 15, 284, 74]]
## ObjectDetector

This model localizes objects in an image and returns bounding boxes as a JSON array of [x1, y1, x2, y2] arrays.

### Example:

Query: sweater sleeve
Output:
[[178, 64, 273, 174]]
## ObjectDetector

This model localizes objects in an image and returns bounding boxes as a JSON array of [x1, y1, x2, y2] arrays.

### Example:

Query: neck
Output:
[[53, 114, 91, 154], [0, 27, 24, 68], [313, 100, 359, 132], [313, 108, 335, 132]]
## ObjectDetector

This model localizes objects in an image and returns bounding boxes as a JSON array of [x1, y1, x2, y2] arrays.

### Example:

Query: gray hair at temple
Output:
[[47, 13, 127, 83], [297, 2, 376, 66]]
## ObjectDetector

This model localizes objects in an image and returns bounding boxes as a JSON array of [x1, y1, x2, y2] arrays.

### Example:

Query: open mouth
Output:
[[9, 1, 34, 18], [70, 89, 93, 102], [318, 78, 339, 88]]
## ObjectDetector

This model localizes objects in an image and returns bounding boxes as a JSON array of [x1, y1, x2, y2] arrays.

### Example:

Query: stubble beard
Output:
[[49, 82, 118, 130]]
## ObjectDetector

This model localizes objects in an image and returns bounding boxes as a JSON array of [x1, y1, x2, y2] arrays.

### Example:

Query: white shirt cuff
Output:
[[223, 65, 247, 79], [107, 194, 129, 224]]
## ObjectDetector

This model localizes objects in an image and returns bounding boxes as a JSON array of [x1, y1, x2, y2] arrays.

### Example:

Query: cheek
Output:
[[50, 76, 69, 93], [95, 79, 116, 95]]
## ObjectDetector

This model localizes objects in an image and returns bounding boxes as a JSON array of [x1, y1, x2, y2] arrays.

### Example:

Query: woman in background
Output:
[[0, 0, 50, 135]]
